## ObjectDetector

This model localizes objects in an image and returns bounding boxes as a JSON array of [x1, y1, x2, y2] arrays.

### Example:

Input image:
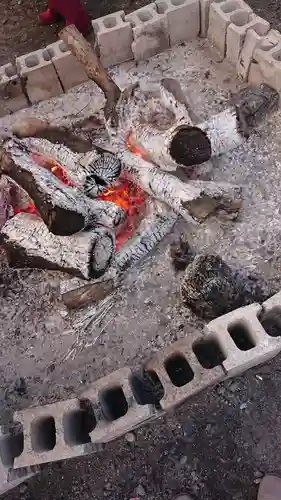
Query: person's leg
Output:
[[257, 475, 281, 500], [39, 0, 90, 36]]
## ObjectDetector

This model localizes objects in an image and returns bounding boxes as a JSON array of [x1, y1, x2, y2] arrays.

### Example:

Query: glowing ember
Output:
[[126, 133, 151, 161], [10, 152, 147, 251], [98, 173, 147, 250]]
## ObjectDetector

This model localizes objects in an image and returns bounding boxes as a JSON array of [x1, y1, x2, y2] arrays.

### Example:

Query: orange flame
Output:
[[11, 152, 147, 251], [126, 133, 150, 161], [98, 173, 147, 250]]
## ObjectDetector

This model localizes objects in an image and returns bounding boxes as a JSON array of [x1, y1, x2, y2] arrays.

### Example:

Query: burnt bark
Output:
[[0, 139, 125, 236], [1, 213, 115, 279], [181, 253, 273, 320]]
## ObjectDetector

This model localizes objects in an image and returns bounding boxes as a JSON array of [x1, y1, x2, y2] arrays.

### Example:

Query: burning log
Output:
[[24, 138, 242, 224], [181, 253, 273, 320], [0, 139, 125, 236], [1, 213, 115, 279], [61, 201, 177, 309]]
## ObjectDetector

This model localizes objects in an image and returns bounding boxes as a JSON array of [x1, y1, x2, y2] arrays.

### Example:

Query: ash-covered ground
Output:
[[1, 40, 281, 500]]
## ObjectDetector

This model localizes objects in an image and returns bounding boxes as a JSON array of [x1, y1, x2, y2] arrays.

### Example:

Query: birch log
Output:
[[1, 213, 115, 279], [61, 201, 177, 308], [0, 139, 125, 235]]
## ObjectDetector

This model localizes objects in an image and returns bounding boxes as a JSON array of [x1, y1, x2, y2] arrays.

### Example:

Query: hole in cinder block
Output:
[[192, 337, 226, 369], [259, 308, 281, 337], [47, 47, 55, 59], [171, 0, 185, 5], [99, 386, 128, 421], [25, 54, 39, 68], [138, 10, 153, 22], [230, 10, 251, 26], [164, 354, 194, 387], [227, 322, 256, 351], [221, 1, 240, 14], [272, 49, 281, 62], [42, 49, 51, 62], [63, 400, 96, 446], [130, 370, 164, 407], [259, 39, 277, 51], [253, 23, 269, 37], [156, 1, 168, 13], [4, 64, 17, 78], [31, 416, 56, 452], [59, 41, 68, 53], [0, 424, 24, 467], [103, 17, 117, 28]]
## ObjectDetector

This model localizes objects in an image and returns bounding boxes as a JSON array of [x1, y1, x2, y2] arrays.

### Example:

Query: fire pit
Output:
[[0, 26, 278, 309]]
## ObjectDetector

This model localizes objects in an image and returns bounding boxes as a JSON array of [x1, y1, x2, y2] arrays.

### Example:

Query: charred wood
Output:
[[1, 213, 115, 279], [181, 253, 273, 320]]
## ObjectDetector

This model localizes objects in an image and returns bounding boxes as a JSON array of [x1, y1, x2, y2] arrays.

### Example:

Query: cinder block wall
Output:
[[1, 0, 281, 116]]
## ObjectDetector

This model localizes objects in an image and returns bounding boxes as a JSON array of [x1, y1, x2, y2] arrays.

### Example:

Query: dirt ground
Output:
[[1, 2, 281, 499], [1, 0, 281, 66]]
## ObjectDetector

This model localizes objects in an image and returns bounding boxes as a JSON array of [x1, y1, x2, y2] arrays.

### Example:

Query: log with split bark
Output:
[[0, 212, 115, 279], [59, 26, 278, 171], [61, 200, 177, 309], [0, 139, 125, 236]]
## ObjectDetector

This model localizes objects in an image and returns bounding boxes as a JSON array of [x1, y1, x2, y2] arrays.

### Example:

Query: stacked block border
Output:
[[2, 290, 281, 492], [2, 0, 281, 117]]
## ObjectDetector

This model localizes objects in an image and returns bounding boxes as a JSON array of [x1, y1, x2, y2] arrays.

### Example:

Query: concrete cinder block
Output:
[[248, 32, 281, 94], [262, 291, 281, 313], [208, 0, 252, 58], [237, 25, 272, 80], [0, 63, 28, 117], [204, 303, 281, 377], [82, 367, 156, 445], [16, 48, 63, 104], [13, 399, 90, 468], [47, 41, 89, 92], [145, 335, 225, 411], [125, 4, 169, 62], [155, 0, 200, 46], [0, 428, 39, 494], [92, 10, 134, 68], [226, 12, 269, 66]]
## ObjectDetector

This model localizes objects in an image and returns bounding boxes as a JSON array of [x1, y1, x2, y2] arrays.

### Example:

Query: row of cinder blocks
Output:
[[206, 0, 281, 94], [1, 290, 281, 480], [0, 0, 210, 118]]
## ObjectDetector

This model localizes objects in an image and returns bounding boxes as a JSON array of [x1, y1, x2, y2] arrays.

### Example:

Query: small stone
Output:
[[19, 483, 28, 494], [240, 402, 248, 410], [144, 298, 153, 306], [229, 381, 239, 393], [46, 363, 55, 375], [254, 479, 261, 485], [14, 377, 27, 396], [254, 470, 263, 478], [180, 456, 188, 465], [125, 432, 136, 443], [136, 484, 146, 497]]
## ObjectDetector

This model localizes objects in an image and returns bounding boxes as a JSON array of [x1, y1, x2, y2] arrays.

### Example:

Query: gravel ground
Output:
[[1, 9, 281, 500]]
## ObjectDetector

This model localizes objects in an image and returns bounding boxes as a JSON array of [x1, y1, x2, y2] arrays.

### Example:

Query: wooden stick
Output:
[[59, 25, 121, 123]]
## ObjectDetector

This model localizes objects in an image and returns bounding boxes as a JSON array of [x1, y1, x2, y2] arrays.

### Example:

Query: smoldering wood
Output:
[[12, 117, 93, 153], [59, 25, 121, 124], [61, 202, 177, 309], [0, 139, 125, 236], [180, 253, 273, 320], [23, 137, 242, 224], [1, 213, 115, 279], [61, 278, 116, 309]]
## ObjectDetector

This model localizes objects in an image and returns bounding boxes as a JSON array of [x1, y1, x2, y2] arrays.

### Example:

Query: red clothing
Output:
[[40, 0, 90, 36]]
